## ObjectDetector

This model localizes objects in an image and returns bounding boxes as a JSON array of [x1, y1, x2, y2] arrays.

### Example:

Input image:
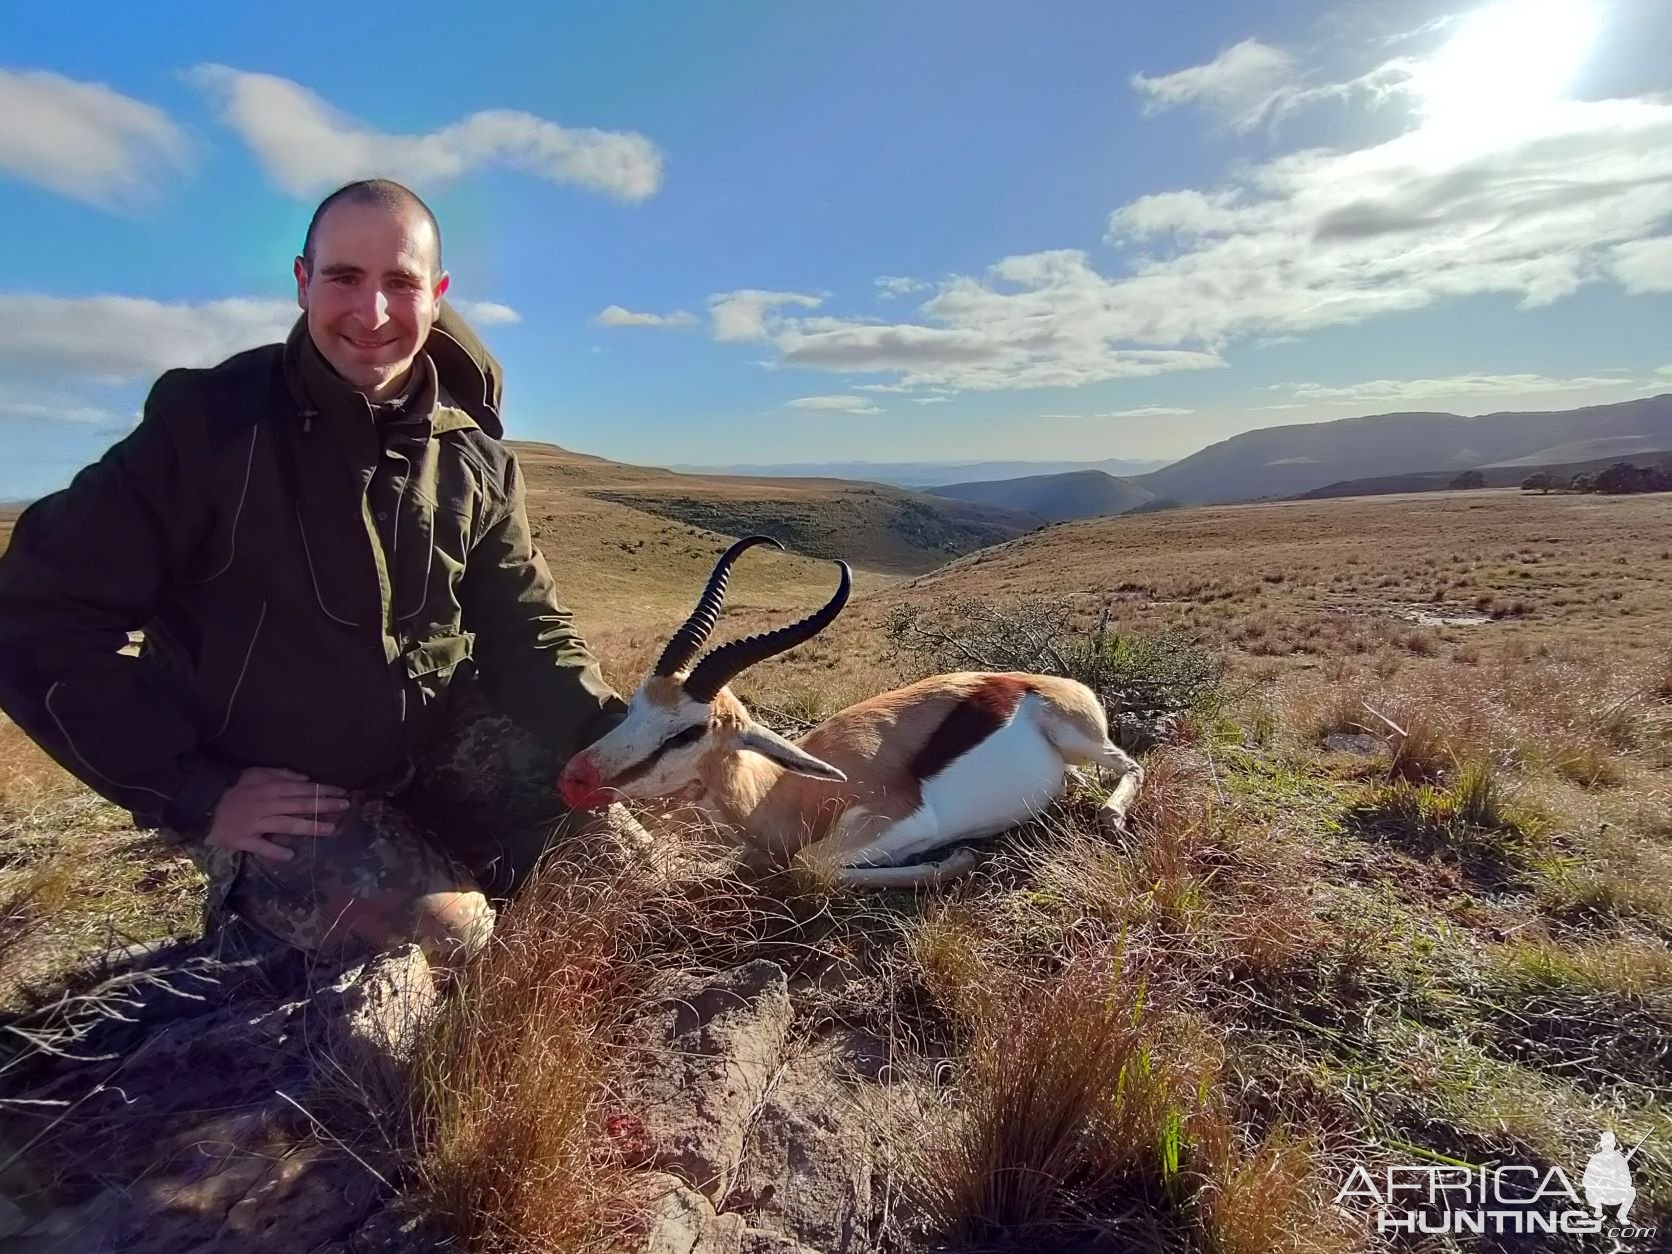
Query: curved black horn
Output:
[[653, 535, 784, 677], [683, 559, 852, 702]]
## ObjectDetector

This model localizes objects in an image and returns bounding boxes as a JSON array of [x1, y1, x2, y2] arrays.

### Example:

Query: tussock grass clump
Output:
[[406, 843, 750, 1254], [1191, 1121, 1359, 1254], [908, 952, 1193, 1243], [1343, 755, 1550, 893], [907, 949, 1354, 1252]]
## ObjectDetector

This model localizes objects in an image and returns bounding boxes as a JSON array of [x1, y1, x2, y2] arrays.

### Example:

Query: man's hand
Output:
[[205, 766, 350, 863]]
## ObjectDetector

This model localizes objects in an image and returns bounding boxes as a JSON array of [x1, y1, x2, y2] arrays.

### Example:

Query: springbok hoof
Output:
[[934, 848, 980, 877], [1097, 808, 1130, 839]]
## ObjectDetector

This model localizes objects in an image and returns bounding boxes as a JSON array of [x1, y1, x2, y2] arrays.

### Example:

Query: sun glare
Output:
[[1412, 0, 1600, 138]]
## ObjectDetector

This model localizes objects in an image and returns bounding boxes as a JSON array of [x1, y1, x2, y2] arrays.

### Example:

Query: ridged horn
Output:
[[683, 559, 852, 702], [653, 535, 784, 677]]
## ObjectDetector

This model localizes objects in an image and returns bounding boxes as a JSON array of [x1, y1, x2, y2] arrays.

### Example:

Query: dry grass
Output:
[[909, 950, 1198, 1246], [405, 839, 752, 1253], [5, 483, 1672, 1246]]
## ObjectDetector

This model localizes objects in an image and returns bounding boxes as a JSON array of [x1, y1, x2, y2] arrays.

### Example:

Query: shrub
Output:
[[884, 595, 1225, 738]]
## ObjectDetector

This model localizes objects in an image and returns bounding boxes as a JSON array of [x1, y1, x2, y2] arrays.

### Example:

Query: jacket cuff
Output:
[[159, 759, 240, 839]]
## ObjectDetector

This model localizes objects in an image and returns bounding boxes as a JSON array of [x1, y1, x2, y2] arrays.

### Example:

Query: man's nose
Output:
[[357, 288, 390, 326]]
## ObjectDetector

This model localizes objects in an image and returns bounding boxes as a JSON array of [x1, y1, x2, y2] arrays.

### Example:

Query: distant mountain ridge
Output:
[[1135, 393, 1672, 505], [898, 392, 1672, 524], [668, 456, 1172, 487]]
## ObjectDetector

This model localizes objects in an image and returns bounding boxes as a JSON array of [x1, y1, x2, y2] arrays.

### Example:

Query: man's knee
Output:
[[209, 792, 495, 964]]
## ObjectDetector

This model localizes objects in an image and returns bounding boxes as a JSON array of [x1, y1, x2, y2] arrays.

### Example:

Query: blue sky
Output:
[[3, 0, 1671, 498]]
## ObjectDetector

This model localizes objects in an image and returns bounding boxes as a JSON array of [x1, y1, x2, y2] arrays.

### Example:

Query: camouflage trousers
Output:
[[180, 679, 638, 966]]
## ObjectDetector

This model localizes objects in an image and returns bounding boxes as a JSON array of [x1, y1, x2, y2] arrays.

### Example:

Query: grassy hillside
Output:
[[927, 468, 1155, 522], [4, 483, 1670, 1251], [1136, 392, 1672, 504]]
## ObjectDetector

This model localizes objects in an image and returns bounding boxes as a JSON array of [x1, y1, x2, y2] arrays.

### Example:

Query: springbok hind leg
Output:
[[1050, 724, 1145, 834]]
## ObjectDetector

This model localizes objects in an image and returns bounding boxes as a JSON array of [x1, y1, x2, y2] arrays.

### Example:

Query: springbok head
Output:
[[558, 536, 852, 810]]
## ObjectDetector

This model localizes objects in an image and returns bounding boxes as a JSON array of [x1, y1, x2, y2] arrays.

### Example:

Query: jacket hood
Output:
[[284, 298, 506, 439]]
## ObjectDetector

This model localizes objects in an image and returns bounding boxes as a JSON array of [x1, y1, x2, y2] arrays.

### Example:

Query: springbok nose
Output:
[[559, 754, 605, 809]]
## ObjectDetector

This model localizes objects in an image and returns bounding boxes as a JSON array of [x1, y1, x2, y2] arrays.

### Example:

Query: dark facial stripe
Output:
[[607, 723, 707, 788], [908, 676, 1032, 782]]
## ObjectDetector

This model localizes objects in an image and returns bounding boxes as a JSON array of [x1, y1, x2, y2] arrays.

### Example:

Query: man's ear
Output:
[[293, 256, 309, 310], [736, 725, 847, 782], [434, 270, 451, 301]]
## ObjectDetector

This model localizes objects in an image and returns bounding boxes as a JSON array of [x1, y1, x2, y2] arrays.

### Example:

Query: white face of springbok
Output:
[[556, 536, 851, 812]]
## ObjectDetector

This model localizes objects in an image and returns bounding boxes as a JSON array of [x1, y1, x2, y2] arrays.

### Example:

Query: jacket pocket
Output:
[[401, 629, 475, 721], [403, 630, 474, 679]]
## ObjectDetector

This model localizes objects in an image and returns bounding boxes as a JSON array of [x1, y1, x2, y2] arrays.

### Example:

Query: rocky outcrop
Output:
[[3, 940, 913, 1254], [0, 938, 443, 1254]]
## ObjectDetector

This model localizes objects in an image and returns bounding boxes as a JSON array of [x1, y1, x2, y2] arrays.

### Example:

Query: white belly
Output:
[[918, 696, 1065, 841]]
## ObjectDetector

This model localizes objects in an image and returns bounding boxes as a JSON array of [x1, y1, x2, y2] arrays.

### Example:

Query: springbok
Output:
[[558, 536, 1144, 888]]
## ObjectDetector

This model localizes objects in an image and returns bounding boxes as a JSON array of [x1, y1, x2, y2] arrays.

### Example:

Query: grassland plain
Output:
[[2, 481, 1669, 1251]]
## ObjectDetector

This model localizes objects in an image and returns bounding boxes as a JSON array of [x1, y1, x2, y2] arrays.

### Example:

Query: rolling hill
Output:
[[1134, 392, 1672, 505], [926, 469, 1155, 521]]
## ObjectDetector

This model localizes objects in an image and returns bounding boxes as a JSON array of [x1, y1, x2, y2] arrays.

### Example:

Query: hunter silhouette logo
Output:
[[1582, 1130, 1640, 1226]]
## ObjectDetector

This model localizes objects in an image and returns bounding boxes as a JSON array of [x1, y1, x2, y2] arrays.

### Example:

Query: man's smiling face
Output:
[[294, 198, 449, 401]]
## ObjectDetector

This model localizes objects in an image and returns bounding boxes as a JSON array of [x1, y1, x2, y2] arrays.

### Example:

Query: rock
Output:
[[1324, 732, 1384, 757], [631, 961, 793, 1204], [0, 937, 426, 1253], [723, 1045, 876, 1253], [319, 944, 438, 1105], [631, 1173, 746, 1254], [211, 1147, 383, 1252], [740, 1230, 824, 1254]]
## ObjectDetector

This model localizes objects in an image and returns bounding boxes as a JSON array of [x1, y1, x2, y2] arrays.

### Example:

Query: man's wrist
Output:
[[161, 760, 240, 839]]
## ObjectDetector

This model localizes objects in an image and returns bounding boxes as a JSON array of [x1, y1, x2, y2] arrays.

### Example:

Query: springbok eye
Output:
[[662, 725, 707, 751]]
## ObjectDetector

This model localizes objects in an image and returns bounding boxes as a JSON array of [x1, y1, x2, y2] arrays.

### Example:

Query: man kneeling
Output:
[[0, 179, 635, 964]]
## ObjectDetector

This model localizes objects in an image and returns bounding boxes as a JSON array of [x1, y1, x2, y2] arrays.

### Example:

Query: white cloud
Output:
[[1130, 39, 1298, 132], [1609, 237, 1672, 294], [706, 290, 823, 343], [875, 275, 931, 299], [786, 395, 881, 414], [911, 395, 954, 405], [1282, 373, 1636, 404], [1129, 38, 1411, 133], [595, 304, 699, 328], [190, 65, 663, 201], [0, 390, 126, 426], [0, 69, 191, 209], [455, 300, 521, 325], [762, 252, 1229, 391], [0, 293, 296, 383], [677, 27, 1672, 398], [1040, 406, 1197, 419]]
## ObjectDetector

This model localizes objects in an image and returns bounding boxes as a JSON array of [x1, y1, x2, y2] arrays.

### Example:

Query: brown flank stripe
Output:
[[909, 676, 1033, 782]]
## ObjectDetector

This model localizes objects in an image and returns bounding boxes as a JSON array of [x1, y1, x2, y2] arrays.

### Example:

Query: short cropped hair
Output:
[[300, 179, 443, 276]]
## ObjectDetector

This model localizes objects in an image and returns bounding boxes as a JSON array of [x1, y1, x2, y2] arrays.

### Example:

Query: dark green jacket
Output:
[[0, 301, 626, 838]]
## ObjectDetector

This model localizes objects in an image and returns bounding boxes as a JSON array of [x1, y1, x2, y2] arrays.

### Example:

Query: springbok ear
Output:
[[736, 725, 847, 782]]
